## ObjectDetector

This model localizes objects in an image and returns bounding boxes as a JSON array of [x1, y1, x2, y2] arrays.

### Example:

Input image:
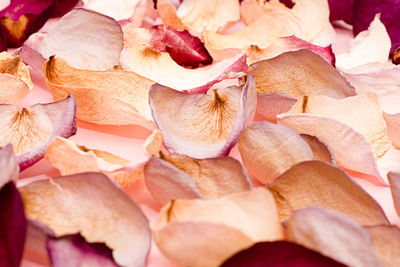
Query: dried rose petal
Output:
[[300, 134, 335, 164], [47, 234, 118, 267], [45, 137, 146, 187], [336, 14, 391, 70], [0, 95, 77, 171], [38, 8, 123, 71], [365, 225, 400, 267], [221, 241, 346, 267], [256, 93, 297, 122], [385, 113, 400, 150], [149, 74, 256, 159], [19, 172, 151, 267], [154, 187, 283, 267], [82, 0, 141, 21], [143, 129, 163, 157], [238, 121, 313, 184], [0, 144, 18, 188], [328, 0, 354, 24], [393, 47, 400, 65], [388, 172, 400, 217], [286, 207, 383, 267], [156, 0, 185, 31], [268, 160, 389, 225], [145, 154, 251, 204], [249, 50, 355, 99], [44, 56, 154, 128]]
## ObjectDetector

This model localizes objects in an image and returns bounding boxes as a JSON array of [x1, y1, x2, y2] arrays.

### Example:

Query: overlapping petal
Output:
[[365, 225, 400, 267], [82, 0, 141, 21]]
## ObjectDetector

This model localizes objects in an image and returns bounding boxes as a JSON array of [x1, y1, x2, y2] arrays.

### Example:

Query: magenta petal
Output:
[[163, 27, 212, 68], [353, 0, 400, 54], [0, 182, 27, 267], [47, 234, 118, 267], [221, 241, 346, 267], [51, 0, 80, 17], [328, 0, 355, 24]]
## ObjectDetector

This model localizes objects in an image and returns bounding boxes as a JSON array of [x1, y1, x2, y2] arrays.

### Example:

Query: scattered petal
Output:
[[249, 50, 355, 99], [82, 0, 141, 21], [336, 14, 391, 70], [154, 187, 283, 267], [388, 172, 400, 217], [0, 95, 77, 171], [149, 74, 256, 158], [300, 134, 335, 164], [38, 8, 123, 71], [143, 129, 163, 157], [256, 93, 297, 122], [19, 172, 151, 267], [44, 56, 154, 127], [393, 47, 400, 64], [47, 234, 118, 267], [238, 121, 313, 184], [45, 136, 145, 187], [221, 241, 346, 267], [0, 144, 19, 188], [327, 0, 354, 24], [268, 160, 389, 225], [156, 0, 186, 31], [286, 207, 383, 267], [365, 225, 400, 267], [384, 113, 400, 149]]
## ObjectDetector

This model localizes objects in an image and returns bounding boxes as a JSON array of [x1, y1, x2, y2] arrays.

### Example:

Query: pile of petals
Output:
[[1, 0, 400, 266]]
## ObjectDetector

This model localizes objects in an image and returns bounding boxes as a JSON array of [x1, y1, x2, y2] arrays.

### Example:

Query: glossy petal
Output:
[[19, 172, 151, 267], [44, 57, 154, 127], [268, 160, 389, 225], [0, 95, 77, 171], [365, 225, 400, 267], [287, 207, 383, 267], [238, 121, 313, 184], [47, 234, 118, 267], [45, 137, 145, 187], [38, 8, 123, 71], [249, 50, 355, 98], [149, 74, 256, 158], [221, 241, 346, 267], [154, 187, 283, 267]]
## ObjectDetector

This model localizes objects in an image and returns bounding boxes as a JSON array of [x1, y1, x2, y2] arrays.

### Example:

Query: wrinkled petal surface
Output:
[[388, 172, 400, 217], [365, 225, 400, 267]]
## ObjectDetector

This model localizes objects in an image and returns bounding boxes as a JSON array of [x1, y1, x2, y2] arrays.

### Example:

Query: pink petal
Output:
[[256, 93, 297, 122], [0, 144, 19, 188]]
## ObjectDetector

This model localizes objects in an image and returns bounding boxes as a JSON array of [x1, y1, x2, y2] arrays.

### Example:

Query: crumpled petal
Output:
[[221, 241, 346, 267], [0, 52, 33, 104], [300, 134, 336, 164], [44, 56, 154, 128], [286, 207, 383, 267], [353, 0, 400, 55], [38, 8, 123, 71], [145, 154, 251, 204], [238, 121, 313, 184], [0, 95, 77, 171], [388, 172, 400, 217], [249, 50, 355, 99], [19, 172, 151, 267], [256, 93, 297, 122], [45, 136, 146, 187], [365, 225, 400, 267], [268, 160, 389, 225], [82, 0, 141, 21], [336, 14, 391, 70], [47, 234, 118, 267], [154, 187, 283, 267], [245, 35, 335, 65], [149, 74, 256, 158]]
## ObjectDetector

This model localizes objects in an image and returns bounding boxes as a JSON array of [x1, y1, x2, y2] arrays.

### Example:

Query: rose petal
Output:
[[268, 160, 389, 225], [388, 172, 400, 217], [328, 0, 354, 24], [44, 56, 154, 127], [384, 113, 400, 149], [249, 50, 355, 99], [51, 0, 80, 17], [256, 93, 297, 122], [365, 225, 400, 267], [47, 234, 118, 267], [353, 0, 400, 55], [238, 121, 313, 184], [143, 129, 163, 157], [394, 47, 400, 64], [0, 144, 19, 188], [286, 207, 383, 267], [45, 136, 145, 187], [149, 74, 256, 158], [19, 172, 151, 267], [156, 0, 186, 31], [38, 8, 123, 71], [0, 95, 77, 171], [154, 187, 283, 267], [245, 35, 335, 66], [300, 134, 335, 164], [221, 241, 346, 267], [336, 14, 391, 70], [82, 0, 140, 21]]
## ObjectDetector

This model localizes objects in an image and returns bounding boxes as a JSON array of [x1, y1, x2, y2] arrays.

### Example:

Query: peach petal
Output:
[[149, 74, 256, 158], [388, 172, 400, 217], [38, 8, 123, 71], [157, 0, 186, 31], [19, 172, 151, 267], [277, 114, 384, 184], [0, 144, 19, 188], [287, 207, 383, 267], [384, 113, 400, 149], [239, 0, 289, 26], [268, 160, 389, 225], [143, 130, 163, 157], [256, 93, 297, 122], [337, 14, 391, 70], [300, 134, 335, 164], [0, 95, 77, 171], [154, 187, 283, 267], [238, 121, 313, 184], [249, 50, 355, 98], [82, 0, 141, 21], [45, 137, 145, 187], [365, 225, 400, 267], [44, 56, 155, 127]]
